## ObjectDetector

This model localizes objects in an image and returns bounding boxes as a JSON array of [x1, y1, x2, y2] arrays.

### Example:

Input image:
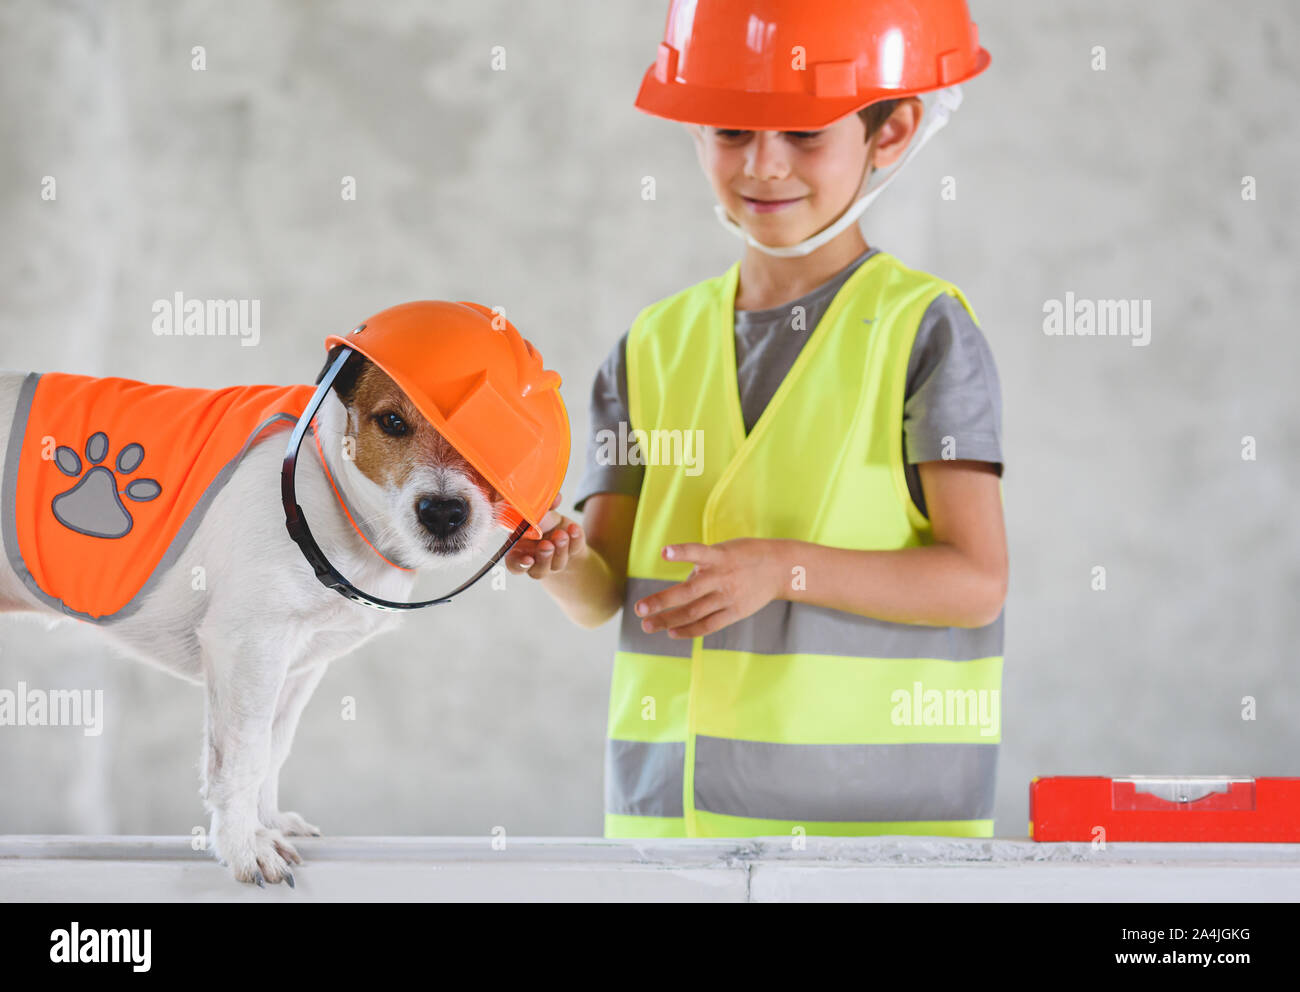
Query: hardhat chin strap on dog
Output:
[[712, 86, 964, 259], [281, 347, 530, 612]]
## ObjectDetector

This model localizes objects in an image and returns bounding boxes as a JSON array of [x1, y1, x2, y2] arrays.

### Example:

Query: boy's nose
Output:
[[745, 132, 791, 181]]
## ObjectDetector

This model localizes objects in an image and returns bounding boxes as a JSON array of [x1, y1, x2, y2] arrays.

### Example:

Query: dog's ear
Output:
[[314, 347, 366, 402]]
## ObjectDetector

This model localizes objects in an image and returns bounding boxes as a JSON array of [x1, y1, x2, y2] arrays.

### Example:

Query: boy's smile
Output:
[[739, 194, 805, 213]]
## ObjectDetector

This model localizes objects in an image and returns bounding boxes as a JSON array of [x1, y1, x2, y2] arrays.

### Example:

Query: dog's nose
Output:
[[417, 496, 468, 537]]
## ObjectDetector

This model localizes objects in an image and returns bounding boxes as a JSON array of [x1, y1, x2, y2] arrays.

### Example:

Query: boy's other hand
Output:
[[504, 492, 586, 580], [633, 537, 783, 639]]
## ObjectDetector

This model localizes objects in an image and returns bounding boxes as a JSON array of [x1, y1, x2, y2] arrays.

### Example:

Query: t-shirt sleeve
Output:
[[571, 330, 647, 515], [902, 292, 1004, 476]]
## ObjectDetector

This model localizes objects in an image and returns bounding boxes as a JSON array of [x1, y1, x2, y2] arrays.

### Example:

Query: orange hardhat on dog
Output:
[[282, 300, 569, 612], [634, 0, 990, 130], [323, 301, 569, 542]]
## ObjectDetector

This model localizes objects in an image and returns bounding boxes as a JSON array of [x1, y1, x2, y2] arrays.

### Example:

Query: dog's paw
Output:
[[262, 809, 321, 837], [216, 824, 303, 886]]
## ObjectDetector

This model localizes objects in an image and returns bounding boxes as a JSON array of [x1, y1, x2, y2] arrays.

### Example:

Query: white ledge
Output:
[[3, 836, 1298, 902]]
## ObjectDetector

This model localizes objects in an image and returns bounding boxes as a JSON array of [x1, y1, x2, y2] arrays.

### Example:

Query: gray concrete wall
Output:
[[0, 0, 1296, 839]]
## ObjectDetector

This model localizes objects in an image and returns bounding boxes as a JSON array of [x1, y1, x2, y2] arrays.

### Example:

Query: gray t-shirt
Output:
[[572, 247, 1003, 520]]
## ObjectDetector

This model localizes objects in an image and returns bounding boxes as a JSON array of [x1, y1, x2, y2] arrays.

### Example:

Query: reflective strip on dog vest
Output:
[[607, 250, 1005, 839], [1, 372, 320, 624]]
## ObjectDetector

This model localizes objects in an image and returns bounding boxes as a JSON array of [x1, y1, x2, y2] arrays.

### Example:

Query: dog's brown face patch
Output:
[[345, 362, 504, 508]]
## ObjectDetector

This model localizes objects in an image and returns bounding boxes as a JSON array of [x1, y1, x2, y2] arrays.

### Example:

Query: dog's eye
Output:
[[376, 411, 408, 436]]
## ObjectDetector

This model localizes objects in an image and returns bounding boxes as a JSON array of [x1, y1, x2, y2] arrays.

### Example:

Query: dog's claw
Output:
[[254, 870, 265, 888], [285, 871, 295, 889]]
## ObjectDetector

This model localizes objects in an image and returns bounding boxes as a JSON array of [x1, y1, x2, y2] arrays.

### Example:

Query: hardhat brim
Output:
[[634, 48, 990, 131]]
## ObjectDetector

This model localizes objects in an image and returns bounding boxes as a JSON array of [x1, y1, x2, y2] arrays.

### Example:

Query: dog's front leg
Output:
[[201, 648, 302, 886], [258, 661, 329, 837]]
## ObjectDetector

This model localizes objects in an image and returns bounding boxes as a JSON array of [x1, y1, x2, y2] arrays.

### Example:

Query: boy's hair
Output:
[[857, 98, 901, 142]]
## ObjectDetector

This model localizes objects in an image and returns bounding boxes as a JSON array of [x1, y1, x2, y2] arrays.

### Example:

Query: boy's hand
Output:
[[633, 538, 783, 639], [504, 492, 586, 580]]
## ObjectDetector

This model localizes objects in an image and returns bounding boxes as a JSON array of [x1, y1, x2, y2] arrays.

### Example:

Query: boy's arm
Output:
[[532, 492, 637, 630], [775, 459, 1006, 628], [633, 459, 1006, 636]]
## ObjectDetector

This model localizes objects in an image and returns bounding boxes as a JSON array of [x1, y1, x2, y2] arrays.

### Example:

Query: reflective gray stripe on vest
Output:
[[605, 738, 684, 817], [619, 576, 1003, 660], [693, 735, 997, 822], [617, 576, 693, 657]]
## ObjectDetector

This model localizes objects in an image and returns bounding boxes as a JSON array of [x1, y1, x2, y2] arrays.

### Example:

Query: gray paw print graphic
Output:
[[51, 431, 162, 539]]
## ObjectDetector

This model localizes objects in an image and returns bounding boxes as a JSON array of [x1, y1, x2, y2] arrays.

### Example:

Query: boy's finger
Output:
[[528, 544, 553, 578], [551, 530, 573, 571], [635, 576, 696, 618], [533, 493, 562, 530], [651, 590, 725, 632], [565, 524, 586, 554], [549, 528, 571, 570]]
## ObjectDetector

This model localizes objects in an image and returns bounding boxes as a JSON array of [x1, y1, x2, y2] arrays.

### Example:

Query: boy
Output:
[[506, 0, 1007, 839]]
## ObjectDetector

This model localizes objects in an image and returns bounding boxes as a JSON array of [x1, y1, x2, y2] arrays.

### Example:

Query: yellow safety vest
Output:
[[606, 250, 1004, 839]]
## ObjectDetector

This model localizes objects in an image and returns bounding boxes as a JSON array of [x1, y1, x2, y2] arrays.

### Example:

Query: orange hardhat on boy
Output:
[[282, 300, 570, 612], [634, 0, 991, 257], [635, 0, 989, 130]]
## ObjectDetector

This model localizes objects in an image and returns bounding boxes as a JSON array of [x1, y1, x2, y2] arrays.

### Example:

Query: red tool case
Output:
[[1029, 775, 1300, 842]]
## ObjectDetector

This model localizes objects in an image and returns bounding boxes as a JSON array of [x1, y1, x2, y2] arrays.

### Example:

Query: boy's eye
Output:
[[783, 130, 822, 140], [713, 128, 750, 140], [376, 411, 408, 436]]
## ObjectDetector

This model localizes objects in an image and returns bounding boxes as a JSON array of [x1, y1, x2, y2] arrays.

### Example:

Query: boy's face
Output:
[[688, 101, 918, 249]]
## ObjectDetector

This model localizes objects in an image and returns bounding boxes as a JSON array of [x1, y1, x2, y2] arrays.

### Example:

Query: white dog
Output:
[[0, 354, 520, 886]]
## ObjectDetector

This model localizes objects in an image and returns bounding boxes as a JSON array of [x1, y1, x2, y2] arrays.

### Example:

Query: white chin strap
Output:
[[713, 85, 964, 258]]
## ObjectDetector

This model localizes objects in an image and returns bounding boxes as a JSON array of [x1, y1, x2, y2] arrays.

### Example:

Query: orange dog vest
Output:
[[2, 372, 323, 624]]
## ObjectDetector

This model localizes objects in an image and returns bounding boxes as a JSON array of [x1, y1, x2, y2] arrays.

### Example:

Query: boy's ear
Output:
[[870, 97, 924, 171]]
